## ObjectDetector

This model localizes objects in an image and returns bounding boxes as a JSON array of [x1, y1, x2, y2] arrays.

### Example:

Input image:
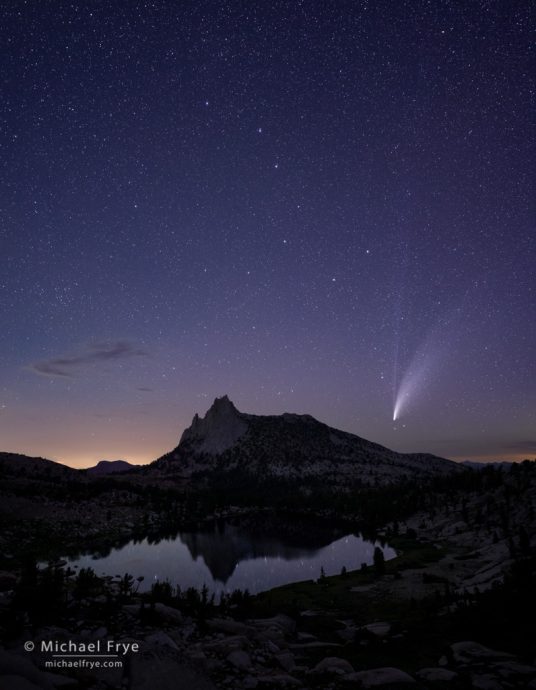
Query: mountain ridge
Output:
[[0, 451, 79, 479], [86, 459, 135, 475], [153, 396, 463, 487]]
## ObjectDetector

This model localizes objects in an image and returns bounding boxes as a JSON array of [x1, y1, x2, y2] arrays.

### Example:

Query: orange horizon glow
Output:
[[2, 441, 532, 471]]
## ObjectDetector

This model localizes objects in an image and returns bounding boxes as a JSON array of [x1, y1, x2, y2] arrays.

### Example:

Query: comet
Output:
[[391, 266, 465, 424], [392, 338, 440, 422], [393, 366, 424, 421]]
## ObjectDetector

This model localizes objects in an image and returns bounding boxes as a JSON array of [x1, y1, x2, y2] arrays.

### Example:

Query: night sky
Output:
[[1, 1, 534, 468]]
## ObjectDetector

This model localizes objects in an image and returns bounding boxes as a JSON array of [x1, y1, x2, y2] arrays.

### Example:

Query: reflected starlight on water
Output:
[[66, 520, 395, 595]]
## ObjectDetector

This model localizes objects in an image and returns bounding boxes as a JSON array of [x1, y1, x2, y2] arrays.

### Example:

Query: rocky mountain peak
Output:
[[179, 395, 248, 455], [155, 398, 462, 485], [86, 460, 134, 475], [208, 394, 236, 413]]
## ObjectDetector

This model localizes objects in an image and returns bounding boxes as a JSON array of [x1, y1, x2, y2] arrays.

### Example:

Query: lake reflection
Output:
[[67, 518, 395, 595]]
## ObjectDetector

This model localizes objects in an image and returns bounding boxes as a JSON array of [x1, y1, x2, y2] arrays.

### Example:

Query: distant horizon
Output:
[[2, 394, 532, 469], [2, 445, 529, 470], [1, 3, 533, 481]]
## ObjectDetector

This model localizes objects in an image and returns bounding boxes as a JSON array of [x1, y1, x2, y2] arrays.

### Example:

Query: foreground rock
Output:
[[310, 656, 354, 675], [450, 641, 514, 663], [343, 667, 415, 686], [416, 667, 458, 681]]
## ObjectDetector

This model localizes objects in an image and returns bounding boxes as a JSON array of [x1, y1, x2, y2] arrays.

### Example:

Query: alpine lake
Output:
[[63, 514, 396, 595]]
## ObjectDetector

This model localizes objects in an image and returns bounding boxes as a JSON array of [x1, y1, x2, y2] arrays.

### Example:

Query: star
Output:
[[0, 0, 531, 467]]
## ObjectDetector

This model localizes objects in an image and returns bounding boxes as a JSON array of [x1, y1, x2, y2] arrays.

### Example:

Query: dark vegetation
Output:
[[1, 459, 534, 565], [1, 456, 535, 675]]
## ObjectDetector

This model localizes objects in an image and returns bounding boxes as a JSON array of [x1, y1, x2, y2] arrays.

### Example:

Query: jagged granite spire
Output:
[[153, 397, 462, 485], [179, 395, 248, 455]]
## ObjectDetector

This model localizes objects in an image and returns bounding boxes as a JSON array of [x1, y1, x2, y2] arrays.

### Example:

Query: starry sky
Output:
[[1, 1, 534, 468]]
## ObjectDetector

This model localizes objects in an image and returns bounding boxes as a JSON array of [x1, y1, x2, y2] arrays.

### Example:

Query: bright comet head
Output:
[[392, 397, 402, 422]]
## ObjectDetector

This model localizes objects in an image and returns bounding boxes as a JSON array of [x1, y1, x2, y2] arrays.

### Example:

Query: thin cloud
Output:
[[506, 440, 536, 452], [28, 341, 148, 378]]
